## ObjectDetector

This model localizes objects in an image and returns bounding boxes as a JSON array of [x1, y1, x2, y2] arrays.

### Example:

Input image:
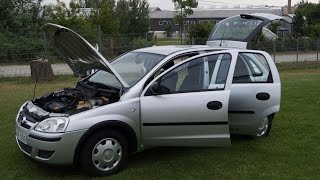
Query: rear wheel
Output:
[[256, 115, 274, 137], [80, 129, 128, 176]]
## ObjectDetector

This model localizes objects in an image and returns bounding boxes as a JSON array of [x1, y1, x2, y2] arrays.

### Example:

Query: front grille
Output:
[[17, 139, 32, 155], [22, 106, 45, 122], [17, 113, 23, 123], [18, 112, 36, 130], [21, 122, 31, 129], [21, 111, 37, 123], [38, 150, 55, 159]]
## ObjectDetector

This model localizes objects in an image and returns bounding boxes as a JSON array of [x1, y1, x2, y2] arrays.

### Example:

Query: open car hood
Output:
[[42, 23, 129, 88], [207, 13, 284, 49]]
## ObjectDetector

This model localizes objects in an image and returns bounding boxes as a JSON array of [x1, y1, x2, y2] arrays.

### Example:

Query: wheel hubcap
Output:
[[257, 117, 269, 137], [92, 138, 122, 171]]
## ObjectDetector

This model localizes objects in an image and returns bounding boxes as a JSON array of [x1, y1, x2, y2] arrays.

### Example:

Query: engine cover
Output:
[[44, 101, 69, 113]]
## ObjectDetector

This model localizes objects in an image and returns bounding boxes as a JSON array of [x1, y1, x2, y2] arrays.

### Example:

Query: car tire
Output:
[[80, 129, 128, 176], [256, 114, 274, 137]]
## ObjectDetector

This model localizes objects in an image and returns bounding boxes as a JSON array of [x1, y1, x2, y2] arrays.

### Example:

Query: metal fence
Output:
[[249, 38, 320, 63], [191, 37, 320, 63], [0, 27, 154, 64], [0, 28, 320, 64]]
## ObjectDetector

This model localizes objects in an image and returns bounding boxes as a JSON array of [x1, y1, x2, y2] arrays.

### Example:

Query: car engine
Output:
[[32, 80, 120, 115]]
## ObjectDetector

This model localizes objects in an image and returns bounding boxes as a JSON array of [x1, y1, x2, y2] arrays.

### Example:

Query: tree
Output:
[[188, 21, 214, 44], [293, 10, 306, 36], [309, 23, 320, 37], [172, 0, 198, 44], [0, 0, 44, 30], [291, 2, 320, 37], [0, 0, 45, 62], [83, 0, 108, 8], [44, 0, 85, 26], [268, 21, 281, 34], [128, 0, 150, 35], [90, 0, 120, 34], [164, 23, 174, 37], [115, 0, 130, 34], [0, 0, 15, 28]]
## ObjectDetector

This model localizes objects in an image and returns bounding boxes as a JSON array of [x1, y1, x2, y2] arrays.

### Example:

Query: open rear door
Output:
[[207, 13, 283, 49]]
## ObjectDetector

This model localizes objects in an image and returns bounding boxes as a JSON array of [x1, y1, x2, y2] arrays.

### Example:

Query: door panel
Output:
[[229, 52, 280, 135], [140, 52, 235, 147], [141, 91, 231, 147]]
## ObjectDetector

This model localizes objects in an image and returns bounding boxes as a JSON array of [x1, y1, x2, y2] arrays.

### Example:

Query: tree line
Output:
[[293, 1, 320, 38], [0, 0, 207, 62], [0, 0, 150, 35], [0, 0, 151, 62]]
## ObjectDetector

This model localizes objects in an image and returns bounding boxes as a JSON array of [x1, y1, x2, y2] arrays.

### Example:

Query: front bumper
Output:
[[15, 114, 87, 165]]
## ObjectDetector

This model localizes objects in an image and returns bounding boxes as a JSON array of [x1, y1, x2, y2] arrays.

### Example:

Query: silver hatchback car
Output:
[[15, 13, 281, 176]]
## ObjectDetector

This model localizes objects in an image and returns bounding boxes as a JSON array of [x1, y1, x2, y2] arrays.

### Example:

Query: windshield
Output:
[[88, 52, 165, 88], [209, 16, 263, 41]]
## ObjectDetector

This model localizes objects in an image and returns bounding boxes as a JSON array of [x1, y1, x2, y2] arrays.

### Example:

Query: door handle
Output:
[[207, 101, 223, 110], [256, 92, 270, 101]]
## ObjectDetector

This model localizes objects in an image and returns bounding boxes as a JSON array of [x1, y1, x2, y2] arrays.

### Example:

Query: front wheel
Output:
[[256, 114, 274, 137], [80, 129, 128, 176]]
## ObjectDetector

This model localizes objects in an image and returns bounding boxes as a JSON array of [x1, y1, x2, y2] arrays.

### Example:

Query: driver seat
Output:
[[179, 62, 202, 92]]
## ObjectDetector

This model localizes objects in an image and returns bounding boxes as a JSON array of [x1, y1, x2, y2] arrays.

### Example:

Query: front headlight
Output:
[[35, 117, 69, 133]]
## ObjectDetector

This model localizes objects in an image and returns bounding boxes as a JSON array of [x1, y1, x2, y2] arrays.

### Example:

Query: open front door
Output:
[[140, 52, 236, 147]]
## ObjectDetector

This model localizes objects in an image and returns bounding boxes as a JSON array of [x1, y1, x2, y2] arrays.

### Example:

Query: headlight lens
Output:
[[35, 117, 69, 133]]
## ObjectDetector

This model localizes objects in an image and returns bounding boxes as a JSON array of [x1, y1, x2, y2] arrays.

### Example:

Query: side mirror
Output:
[[149, 81, 160, 95], [252, 71, 263, 77]]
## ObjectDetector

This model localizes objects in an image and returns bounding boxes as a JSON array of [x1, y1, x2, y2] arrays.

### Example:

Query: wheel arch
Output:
[[261, 105, 279, 120], [73, 120, 138, 165]]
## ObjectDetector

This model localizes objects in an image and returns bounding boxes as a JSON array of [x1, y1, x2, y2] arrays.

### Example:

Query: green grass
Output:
[[276, 61, 320, 71], [0, 69, 320, 179]]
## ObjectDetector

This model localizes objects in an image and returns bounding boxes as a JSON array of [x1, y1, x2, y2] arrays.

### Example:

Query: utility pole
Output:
[[288, 0, 292, 14], [180, 5, 183, 45]]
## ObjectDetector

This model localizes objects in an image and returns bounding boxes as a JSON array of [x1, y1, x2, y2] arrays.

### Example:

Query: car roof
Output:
[[132, 45, 212, 56]]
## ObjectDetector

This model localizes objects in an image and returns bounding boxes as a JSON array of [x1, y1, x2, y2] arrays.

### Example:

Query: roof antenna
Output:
[[219, 25, 227, 47]]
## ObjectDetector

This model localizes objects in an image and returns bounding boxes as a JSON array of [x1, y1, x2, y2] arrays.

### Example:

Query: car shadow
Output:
[[21, 134, 254, 177], [127, 134, 253, 165]]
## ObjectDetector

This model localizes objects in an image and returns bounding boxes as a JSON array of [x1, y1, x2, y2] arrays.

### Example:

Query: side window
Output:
[[233, 53, 273, 83], [152, 53, 199, 79], [143, 53, 199, 89], [146, 53, 231, 95]]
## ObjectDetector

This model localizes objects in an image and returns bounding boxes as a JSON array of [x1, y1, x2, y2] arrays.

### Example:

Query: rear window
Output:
[[233, 53, 273, 83], [209, 16, 263, 41]]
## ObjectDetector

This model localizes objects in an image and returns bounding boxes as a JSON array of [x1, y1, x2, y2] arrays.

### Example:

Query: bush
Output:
[[132, 37, 146, 49], [0, 30, 45, 63], [188, 22, 214, 45]]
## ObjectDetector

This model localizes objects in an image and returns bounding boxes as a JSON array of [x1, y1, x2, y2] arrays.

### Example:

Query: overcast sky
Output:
[[44, 0, 319, 10]]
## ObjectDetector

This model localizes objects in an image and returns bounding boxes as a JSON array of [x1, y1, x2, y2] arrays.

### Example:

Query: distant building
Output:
[[149, 8, 283, 37], [149, 7, 161, 12]]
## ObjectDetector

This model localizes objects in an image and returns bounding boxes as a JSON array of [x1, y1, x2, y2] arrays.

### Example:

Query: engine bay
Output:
[[32, 80, 120, 115]]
